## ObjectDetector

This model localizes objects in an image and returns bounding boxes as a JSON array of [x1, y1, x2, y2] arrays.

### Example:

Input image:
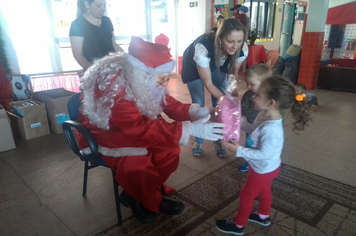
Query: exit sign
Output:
[[189, 1, 198, 7]]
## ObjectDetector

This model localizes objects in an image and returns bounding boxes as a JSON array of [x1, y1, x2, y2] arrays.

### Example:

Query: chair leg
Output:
[[161, 184, 166, 196], [83, 160, 89, 196], [112, 170, 122, 226]]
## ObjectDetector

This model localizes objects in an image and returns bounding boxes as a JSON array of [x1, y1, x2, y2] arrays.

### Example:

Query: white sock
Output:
[[258, 213, 269, 220], [236, 224, 244, 229]]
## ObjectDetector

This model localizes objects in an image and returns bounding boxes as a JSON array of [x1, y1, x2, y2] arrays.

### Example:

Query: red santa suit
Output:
[[77, 90, 192, 212], [76, 37, 224, 214], [78, 38, 195, 212]]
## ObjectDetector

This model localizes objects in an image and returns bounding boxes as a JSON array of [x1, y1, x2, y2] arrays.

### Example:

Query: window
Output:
[[1, 0, 65, 74], [106, 0, 148, 41], [51, 0, 149, 71], [51, 0, 79, 71], [244, 0, 277, 39]]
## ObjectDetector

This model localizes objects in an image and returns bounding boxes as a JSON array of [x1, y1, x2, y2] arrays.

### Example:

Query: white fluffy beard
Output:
[[124, 65, 168, 120], [81, 53, 168, 130]]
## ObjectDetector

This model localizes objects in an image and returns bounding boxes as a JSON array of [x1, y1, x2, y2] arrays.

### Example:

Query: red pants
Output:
[[234, 165, 281, 226], [102, 144, 180, 212]]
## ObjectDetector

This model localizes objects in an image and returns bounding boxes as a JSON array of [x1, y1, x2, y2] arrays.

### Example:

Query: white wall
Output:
[[206, 0, 212, 33], [305, 0, 329, 32], [178, 0, 208, 56], [329, 0, 355, 8], [293, 24, 303, 45]]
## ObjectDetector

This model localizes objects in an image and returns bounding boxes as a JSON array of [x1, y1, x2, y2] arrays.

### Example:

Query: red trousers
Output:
[[234, 165, 281, 226], [102, 144, 180, 212]]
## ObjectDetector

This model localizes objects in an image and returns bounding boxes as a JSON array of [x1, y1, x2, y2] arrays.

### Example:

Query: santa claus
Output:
[[77, 36, 225, 223]]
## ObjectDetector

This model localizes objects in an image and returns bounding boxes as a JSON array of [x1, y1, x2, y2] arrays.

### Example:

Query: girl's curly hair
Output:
[[261, 75, 311, 131]]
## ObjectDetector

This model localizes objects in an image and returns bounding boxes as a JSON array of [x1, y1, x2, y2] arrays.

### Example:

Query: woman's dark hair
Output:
[[206, 18, 245, 74], [261, 75, 311, 131], [77, 0, 95, 17]]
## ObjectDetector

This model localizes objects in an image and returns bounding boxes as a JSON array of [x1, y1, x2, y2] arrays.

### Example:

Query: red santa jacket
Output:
[[77, 90, 191, 158]]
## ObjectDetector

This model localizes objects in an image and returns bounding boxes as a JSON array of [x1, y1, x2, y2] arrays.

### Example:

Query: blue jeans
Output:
[[186, 69, 227, 144]]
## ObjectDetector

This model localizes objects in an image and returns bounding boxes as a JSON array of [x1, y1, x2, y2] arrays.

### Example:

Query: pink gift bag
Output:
[[217, 94, 241, 142]]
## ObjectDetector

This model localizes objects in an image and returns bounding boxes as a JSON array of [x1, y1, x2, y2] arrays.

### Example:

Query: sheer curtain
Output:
[[0, 0, 62, 74], [31, 74, 80, 92], [0, 4, 21, 74]]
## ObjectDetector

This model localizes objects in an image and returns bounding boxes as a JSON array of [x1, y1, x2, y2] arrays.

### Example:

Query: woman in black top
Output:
[[69, 0, 123, 70]]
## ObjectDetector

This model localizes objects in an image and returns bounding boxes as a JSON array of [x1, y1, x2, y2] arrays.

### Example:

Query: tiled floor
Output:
[[1, 76, 356, 236]]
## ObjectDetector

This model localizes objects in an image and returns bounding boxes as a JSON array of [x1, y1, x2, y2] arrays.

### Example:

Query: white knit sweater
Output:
[[237, 115, 283, 174]]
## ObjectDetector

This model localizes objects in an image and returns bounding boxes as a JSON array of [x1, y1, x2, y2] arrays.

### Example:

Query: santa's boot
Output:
[[159, 196, 184, 215], [119, 190, 156, 223]]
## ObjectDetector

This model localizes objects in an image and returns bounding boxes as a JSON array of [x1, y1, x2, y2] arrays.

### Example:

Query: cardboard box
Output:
[[8, 100, 50, 140], [0, 106, 16, 152], [33, 88, 75, 134]]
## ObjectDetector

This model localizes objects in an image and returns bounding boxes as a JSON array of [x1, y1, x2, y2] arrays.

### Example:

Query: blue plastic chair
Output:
[[62, 93, 122, 225]]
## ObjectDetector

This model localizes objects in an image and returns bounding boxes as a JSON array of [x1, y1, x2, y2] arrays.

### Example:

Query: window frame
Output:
[[245, 0, 277, 41]]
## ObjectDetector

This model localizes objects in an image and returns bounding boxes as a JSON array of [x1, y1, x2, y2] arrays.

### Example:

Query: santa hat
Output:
[[155, 33, 169, 47], [124, 36, 175, 75]]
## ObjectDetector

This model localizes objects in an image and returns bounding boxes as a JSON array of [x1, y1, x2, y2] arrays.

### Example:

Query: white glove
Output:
[[189, 104, 212, 122], [190, 115, 225, 141]]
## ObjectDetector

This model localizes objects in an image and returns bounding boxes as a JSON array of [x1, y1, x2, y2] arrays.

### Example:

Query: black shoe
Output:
[[215, 219, 245, 235], [159, 196, 184, 215], [119, 191, 156, 223], [248, 211, 271, 226]]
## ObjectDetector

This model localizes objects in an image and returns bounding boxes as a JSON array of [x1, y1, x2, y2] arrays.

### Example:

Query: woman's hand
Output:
[[209, 107, 217, 115], [231, 88, 239, 98], [222, 140, 240, 155], [209, 107, 218, 122]]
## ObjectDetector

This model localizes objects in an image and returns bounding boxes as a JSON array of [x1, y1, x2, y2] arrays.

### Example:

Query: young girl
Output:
[[234, 64, 272, 172], [216, 75, 311, 235]]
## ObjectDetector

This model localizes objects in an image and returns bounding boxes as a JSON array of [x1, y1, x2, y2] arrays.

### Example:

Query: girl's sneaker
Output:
[[248, 212, 271, 226], [215, 219, 245, 235]]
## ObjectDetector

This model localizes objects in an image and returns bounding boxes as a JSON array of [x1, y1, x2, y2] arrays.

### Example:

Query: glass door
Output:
[[149, 0, 179, 73], [279, 2, 296, 56]]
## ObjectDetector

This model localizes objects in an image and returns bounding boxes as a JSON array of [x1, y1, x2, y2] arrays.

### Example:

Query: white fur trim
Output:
[[81, 146, 148, 158], [154, 60, 176, 74], [179, 121, 192, 146], [124, 53, 175, 74]]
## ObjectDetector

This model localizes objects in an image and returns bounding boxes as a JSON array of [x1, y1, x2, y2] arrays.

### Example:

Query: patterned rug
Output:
[[98, 159, 356, 236]]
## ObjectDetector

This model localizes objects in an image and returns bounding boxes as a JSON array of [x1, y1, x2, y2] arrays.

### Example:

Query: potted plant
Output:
[[248, 27, 259, 46]]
